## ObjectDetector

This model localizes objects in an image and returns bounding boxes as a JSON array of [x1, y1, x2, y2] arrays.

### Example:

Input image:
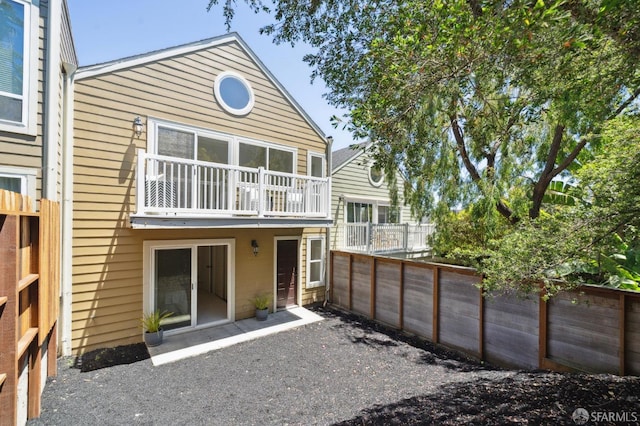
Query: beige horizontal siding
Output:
[[331, 153, 417, 249], [71, 38, 327, 354]]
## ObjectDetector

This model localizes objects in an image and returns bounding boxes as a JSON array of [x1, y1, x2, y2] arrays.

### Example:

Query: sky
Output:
[[66, 0, 355, 150]]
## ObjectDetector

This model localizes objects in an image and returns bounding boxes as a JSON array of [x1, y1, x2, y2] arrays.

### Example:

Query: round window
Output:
[[369, 164, 384, 187], [214, 71, 255, 116]]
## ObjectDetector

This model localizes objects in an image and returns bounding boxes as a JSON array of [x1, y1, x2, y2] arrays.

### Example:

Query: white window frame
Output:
[[306, 236, 325, 288], [368, 163, 384, 187], [307, 151, 326, 178], [0, 0, 38, 135], [213, 71, 255, 116], [147, 118, 297, 174], [0, 166, 36, 199], [343, 196, 401, 224], [142, 238, 236, 335], [238, 138, 297, 174]]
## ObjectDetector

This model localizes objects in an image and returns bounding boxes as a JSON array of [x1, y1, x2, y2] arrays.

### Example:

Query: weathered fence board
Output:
[[402, 264, 434, 339], [351, 257, 371, 316], [330, 250, 640, 375], [547, 292, 620, 373], [627, 298, 640, 375], [375, 261, 401, 327], [438, 270, 481, 355], [484, 293, 539, 369], [331, 254, 350, 308]]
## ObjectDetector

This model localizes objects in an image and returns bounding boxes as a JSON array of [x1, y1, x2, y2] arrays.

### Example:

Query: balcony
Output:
[[340, 223, 435, 255], [131, 150, 332, 228]]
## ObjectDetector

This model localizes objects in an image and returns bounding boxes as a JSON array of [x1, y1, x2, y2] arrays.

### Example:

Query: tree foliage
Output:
[[207, 0, 640, 294], [479, 116, 640, 296]]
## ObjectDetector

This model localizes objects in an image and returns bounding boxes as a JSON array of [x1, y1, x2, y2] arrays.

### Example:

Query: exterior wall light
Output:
[[251, 239, 259, 256], [133, 116, 144, 137]]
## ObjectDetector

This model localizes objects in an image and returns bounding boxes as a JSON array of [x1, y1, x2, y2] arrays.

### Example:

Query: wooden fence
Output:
[[330, 250, 640, 375], [0, 190, 60, 424]]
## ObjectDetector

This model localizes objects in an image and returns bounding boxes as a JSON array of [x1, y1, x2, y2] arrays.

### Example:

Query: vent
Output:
[[145, 180, 176, 208]]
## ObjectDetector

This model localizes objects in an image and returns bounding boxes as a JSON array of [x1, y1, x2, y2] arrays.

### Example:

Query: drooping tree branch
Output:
[[450, 114, 481, 182], [530, 124, 565, 219]]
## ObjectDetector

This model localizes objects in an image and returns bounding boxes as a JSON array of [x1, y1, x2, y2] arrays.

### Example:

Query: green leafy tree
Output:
[[208, 0, 639, 230], [479, 117, 640, 296], [207, 0, 640, 294]]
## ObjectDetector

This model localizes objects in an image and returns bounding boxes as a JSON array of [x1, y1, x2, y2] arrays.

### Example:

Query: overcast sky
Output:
[[67, 0, 355, 150]]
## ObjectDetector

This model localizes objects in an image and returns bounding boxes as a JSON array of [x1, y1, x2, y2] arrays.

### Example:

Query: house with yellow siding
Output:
[[70, 33, 332, 355]]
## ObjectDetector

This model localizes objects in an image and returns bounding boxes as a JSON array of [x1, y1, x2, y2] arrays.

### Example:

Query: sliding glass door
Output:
[[146, 239, 235, 333]]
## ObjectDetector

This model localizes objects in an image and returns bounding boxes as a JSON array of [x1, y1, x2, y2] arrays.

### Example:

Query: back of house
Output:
[[70, 33, 332, 356]]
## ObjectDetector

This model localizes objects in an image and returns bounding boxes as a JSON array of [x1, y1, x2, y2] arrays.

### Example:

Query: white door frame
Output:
[[143, 238, 236, 335], [273, 236, 302, 310]]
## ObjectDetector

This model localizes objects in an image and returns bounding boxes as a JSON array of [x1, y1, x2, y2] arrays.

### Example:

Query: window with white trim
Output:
[[345, 198, 400, 224], [346, 201, 372, 223], [149, 119, 297, 173], [308, 152, 326, 177], [0, 166, 36, 199], [0, 0, 37, 133], [238, 141, 294, 173], [306, 236, 325, 288], [213, 71, 255, 116], [368, 164, 384, 187]]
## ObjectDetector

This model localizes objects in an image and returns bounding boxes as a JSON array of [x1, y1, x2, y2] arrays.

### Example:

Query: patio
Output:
[[147, 306, 324, 366]]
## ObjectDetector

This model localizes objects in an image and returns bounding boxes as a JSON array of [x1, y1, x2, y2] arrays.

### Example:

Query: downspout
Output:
[[60, 67, 75, 356], [324, 136, 333, 305], [43, 0, 62, 200]]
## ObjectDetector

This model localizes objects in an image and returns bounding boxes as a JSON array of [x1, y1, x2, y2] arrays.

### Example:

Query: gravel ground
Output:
[[29, 305, 640, 425]]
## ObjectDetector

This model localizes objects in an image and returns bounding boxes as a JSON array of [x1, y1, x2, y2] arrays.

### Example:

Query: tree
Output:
[[208, 0, 639, 228], [479, 116, 640, 296]]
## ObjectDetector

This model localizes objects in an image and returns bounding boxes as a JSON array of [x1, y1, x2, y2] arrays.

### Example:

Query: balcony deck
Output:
[[339, 223, 435, 255], [130, 150, 332, 229]]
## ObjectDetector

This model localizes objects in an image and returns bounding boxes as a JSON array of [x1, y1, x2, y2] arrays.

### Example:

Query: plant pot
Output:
[[144, 329, 164, 346], [255, 308, 269, 321]]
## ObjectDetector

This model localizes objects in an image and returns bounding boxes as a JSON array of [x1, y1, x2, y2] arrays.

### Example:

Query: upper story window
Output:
[[308, 152, 326, 178], [346, 201, 372, 223], [214, 71, 255, 116], [156, 126, 231, 164], [0, 0, 37, 134], [150, 119, 296, 174], [368, 164, 384, 187], [239, 141, 294, 173]]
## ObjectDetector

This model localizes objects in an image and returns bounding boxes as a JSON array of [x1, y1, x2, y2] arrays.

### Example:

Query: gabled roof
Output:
[[74, 32, 326, 142], [332, 141, 371, 174]]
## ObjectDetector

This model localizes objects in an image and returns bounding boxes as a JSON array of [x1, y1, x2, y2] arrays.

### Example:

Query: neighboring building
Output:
[[69, 33, 332, 355], [0, 0, 77, 424], [330, 142, 433, 256], [0, 0, 76, 200]]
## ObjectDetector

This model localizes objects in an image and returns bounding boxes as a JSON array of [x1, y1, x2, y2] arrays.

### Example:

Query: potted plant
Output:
[[251, 294, 271, 321], [141, 310, 172, 346]]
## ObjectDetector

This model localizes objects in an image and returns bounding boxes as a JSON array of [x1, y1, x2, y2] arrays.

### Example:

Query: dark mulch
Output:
[[73, 343, 150, 372], [30, 305, 639, 425]]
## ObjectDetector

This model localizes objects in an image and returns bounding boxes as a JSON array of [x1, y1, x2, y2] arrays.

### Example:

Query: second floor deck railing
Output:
[[342, 223, 435, 254], [135, 150, 330, 218]]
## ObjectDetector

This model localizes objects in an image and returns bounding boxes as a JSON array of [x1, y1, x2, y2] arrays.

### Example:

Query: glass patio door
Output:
[[149, 241, 234, 333], [154, 247, 193, 331]]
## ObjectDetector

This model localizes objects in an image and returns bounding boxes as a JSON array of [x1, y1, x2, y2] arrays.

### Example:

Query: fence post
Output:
[[370, 257, 376, 319], [432, 266, 439, 343], [366, 222, 372, 253], [538, 286, 548, 369], [619, 293, 626, 375], [403, 223, 409, 251]]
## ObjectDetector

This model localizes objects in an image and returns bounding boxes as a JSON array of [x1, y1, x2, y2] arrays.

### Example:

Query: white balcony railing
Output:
[[342, 223, 435, 254], [135, 150, 330, 218]]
